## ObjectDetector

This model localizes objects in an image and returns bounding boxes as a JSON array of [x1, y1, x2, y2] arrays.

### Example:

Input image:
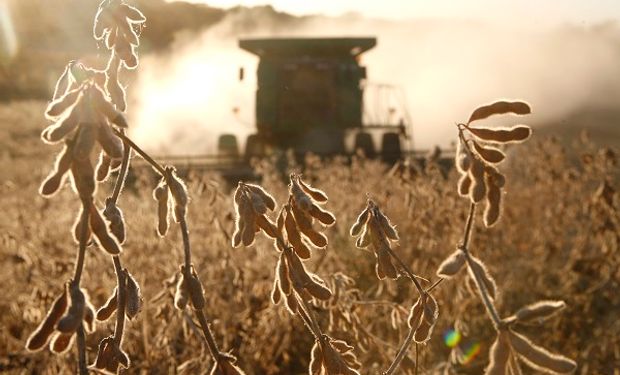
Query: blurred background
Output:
[[1, 0, 619, 152]]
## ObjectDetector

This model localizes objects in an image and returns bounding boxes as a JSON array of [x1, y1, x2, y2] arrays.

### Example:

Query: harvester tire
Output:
[[381, 132, 401, 164], [354, 132, 376, 158]]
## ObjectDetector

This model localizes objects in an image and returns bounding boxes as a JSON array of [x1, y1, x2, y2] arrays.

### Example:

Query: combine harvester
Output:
[[152, 37, 440, 179]]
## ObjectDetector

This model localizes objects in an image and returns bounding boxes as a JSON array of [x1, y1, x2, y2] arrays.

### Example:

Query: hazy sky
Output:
[[171, 0, 620, 25]]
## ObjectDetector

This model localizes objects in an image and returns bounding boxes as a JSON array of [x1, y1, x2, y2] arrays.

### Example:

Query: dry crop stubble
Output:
[[6, 114, 619, 373]]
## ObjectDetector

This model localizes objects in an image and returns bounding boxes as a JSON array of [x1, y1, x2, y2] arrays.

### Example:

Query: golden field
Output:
[[0, 101, 618, 374]]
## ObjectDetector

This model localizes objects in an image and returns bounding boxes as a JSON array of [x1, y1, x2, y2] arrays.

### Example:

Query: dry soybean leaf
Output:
[[350, 206, 370, 237], [46, 86, 83, 119], [166, 167, 189, 222], [72, 206, 92, 244], [116, 16, 139, 46], [309, 204, 336, 226], [485, 331, 511, 375], [468, 255, 497, 300], [276, 207, 285, 233], [306, 273, 333, 300], [125, 271, 142, 319], [355, 227, 371, 248], [256, 214, 278, 239], [91, 336, 113, 369], [474, 141, 506, 164], [436, 249, 466, 278], [104, 199, 126, 243], [188, 268, 206, 310], [153, 181, 170, 237], [97, 124, 124, 159], [83, 302, 96, 333], [374, 208, 399, 240], [52, 63, 72, 100], [509, 331, 577, 373], [245, 183, 276, 211], [484, 184, 502, 227], [468, 101, 531, 124], [414, 314, 434, 343], [513, 300, 566, 324], [270, 278, 282, 305], [277, 255, 291, 295], [291, 201, 313, 230], [249, 191, 267, 214], [56, 283, 86, 334], [42, 104, 83, 144], [50, 332, 74, 354], [302, 227, 328, 248], [40, 143, 73, 197], [376, 248, 398, 280], [93, 7, 111, 40], [469, 125, 532, 144], [423, 294, 439, 325], [70, 155, 96, 199], [285, 209, 311, 259], [290, 176, 313, 210], [96, 288, 118, 321], [458, 173, 472, 197], [116, 347, 131, 369], [298, 177, 329, 202], [106, 76, 126, 112], [284, 291, 298, 314], [241, 211, 256, 247], [174, 272, 189, 310], [232, 222, 243, 248], [119, 3, 146, 23], [407, 297, 424, 329], [309, 341, 323, 375], [469, 158, 486, 203], [456, 142, 472, 173], [89, 203, 122, 255], [95, 151, 112, 182], [26, 287, 68, 351]]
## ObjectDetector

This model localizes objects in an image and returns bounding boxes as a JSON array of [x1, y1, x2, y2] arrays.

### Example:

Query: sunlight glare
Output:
[[0, 1, 18, 61]]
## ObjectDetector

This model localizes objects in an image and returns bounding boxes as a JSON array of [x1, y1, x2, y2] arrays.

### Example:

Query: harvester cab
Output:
[[225, 37, 410, 163]]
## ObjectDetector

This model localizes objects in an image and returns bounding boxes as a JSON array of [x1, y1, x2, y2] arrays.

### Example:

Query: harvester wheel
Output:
[[245, 134, 265, 160], [381, 132, 401, 164], [354, 132, 376, 158], [217, 134, 239, 158]]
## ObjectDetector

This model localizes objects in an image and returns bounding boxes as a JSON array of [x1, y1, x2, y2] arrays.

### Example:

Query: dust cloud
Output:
[[130, 8, 620, 154]]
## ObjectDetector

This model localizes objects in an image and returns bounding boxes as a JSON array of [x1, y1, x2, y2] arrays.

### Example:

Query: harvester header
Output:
[[239, 37, 376, 58]]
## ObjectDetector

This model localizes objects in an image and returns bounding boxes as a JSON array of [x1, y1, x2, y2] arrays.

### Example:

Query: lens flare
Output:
[[0, 1, 18, 61], [459, 341, 481, 365], [443, 328, 461, 348]]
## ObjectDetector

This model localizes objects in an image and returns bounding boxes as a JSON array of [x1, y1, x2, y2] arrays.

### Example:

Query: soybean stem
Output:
[[112, 258, 127, 346], [110, 134, 132, 203], [384, 321, 416, 375], [275, 232, 324, 342], [460, 203, 502, 328], [384, 246, 424, 294], [177, 216, 221, 364], [195, 310, 222, 363], [72, 200, 90, 285], [382, 243, 428, 375], [76, 324, 88, 375], [112, 129, 166, 176], [179, 218, 192, 268]]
